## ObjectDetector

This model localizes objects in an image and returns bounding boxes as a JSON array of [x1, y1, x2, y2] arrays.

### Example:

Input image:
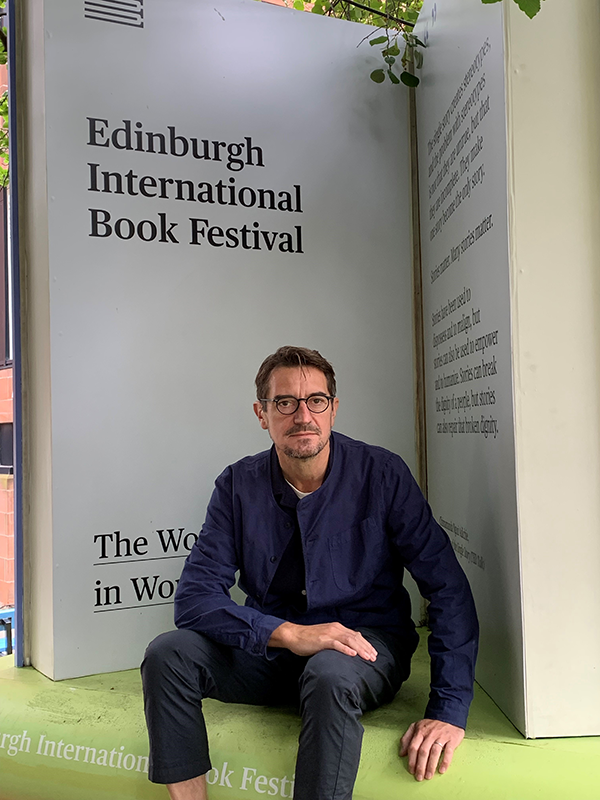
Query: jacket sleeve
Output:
[[174, 467, 285, 657], [384, 456, 479, 729]]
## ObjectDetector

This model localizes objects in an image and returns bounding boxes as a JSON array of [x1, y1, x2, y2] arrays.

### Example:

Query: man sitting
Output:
[[142, 345, 478, 800]]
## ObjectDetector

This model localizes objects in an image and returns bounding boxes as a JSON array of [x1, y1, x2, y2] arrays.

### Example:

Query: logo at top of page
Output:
[[84, 0, 144, 29]]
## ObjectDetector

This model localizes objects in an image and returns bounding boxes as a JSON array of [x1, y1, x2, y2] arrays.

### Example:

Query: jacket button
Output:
[[270, 556, 277, 563], [284, 521, 292, 529]]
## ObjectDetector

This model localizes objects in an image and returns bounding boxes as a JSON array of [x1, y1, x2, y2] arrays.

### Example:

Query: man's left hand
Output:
[[399, 719, 464, 781]]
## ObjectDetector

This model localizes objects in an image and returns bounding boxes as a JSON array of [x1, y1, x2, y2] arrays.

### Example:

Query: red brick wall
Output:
[[0, 367, 12, 424]]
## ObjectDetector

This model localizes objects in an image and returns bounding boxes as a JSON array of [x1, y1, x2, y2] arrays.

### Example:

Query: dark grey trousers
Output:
[[141, 627, 411, 800]]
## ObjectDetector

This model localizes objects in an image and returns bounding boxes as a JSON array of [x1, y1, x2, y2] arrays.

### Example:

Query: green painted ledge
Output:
[[1, 634, 598, 800]]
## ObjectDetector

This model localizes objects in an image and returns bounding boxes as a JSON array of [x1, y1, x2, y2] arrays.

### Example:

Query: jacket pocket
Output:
[[327, 517, 386, 594]]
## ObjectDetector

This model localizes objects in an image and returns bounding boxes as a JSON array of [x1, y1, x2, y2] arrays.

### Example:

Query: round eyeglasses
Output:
[[260, 394, 335, 415]]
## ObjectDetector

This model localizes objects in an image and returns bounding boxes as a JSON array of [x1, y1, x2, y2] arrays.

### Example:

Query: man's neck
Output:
[[277, 441, 330, 494]]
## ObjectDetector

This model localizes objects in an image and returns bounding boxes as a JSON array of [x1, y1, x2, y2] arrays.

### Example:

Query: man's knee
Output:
[[143, 628, 190, 667], [142, 629, 213, 685], [299, 651, 361, 707]]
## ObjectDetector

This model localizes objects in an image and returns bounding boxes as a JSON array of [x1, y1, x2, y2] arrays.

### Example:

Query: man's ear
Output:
[[330, 397, 339, 427], [253, 401, 269, 430]]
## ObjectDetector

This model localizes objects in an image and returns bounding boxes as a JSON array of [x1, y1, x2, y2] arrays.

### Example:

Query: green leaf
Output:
[[400, 71, 420, 88], [388, 70, 400, 85], [370, 69, 386, 84], [311, 1, 324, 13], [415, 50, 423, 70], [384, 56, 396, 65], [413, 37, 426, 48], [293, 0, 304, 10], [482, 0, 542, 16], [383, 43, 400, 56], [369, 35, 388, 46], [513, 0, 542, 18]]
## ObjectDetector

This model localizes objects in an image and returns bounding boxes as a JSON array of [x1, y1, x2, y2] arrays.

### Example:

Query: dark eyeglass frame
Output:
[[259, 394, 336, 415]]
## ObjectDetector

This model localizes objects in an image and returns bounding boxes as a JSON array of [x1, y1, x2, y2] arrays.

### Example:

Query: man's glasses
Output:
[[260, 394, 335, 415]]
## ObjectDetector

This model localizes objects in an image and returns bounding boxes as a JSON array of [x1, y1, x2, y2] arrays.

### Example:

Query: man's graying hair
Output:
[[255, 346, 337, 402]]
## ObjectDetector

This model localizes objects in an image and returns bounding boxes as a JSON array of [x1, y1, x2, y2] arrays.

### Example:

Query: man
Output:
[[142, 346, 478, 800]]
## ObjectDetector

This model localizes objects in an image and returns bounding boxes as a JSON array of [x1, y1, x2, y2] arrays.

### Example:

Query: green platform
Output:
[[1, 634, 598, 800]]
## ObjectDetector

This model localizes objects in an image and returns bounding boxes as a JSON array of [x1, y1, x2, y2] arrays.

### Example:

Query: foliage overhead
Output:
[[288, 0, 543, 87], [293, 0, 423, 86], [482, 0, 544, 21]]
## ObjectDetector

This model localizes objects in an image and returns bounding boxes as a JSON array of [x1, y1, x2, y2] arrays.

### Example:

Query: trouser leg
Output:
[[294, 628, 410, 800], [141, 628, 302, 784]]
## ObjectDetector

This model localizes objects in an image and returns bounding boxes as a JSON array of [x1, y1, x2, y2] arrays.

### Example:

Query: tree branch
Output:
[[329, 0, 416, 27]]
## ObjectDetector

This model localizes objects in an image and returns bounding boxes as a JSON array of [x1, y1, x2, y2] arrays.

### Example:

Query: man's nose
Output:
[[293, 399, 313, 422]]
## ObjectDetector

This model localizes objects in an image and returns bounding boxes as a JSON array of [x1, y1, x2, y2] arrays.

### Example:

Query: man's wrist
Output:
[[268, 621, 296, 649], [423, 703, 468, 731]]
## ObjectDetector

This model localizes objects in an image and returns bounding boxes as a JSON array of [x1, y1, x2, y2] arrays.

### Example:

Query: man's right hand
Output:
[[268, 621, 378, 661]]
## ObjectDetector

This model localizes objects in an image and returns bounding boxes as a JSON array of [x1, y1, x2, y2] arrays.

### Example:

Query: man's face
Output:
[[253, 366, 339, 461]]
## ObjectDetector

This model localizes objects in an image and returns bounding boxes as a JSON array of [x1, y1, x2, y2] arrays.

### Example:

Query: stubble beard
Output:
[[281, 424, 327, 461]]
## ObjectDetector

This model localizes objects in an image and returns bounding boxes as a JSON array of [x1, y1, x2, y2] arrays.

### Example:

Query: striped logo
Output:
[[84, 0, 144, 28]]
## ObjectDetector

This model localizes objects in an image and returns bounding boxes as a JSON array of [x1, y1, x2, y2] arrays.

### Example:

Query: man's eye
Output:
[[310, 397, 326, 407], [277, 399, 294, 409]]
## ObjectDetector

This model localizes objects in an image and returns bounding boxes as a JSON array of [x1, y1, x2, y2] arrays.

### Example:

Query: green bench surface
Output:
[[0, 632, 598, 800]]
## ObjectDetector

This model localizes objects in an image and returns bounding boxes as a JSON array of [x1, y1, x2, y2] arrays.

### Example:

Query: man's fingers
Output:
[[331, 640, 358, 657], [414, 739, 436, 781], [399, 723, 415, 756], [336, 629, 377, 661], [423, 740, 443, 780], [353, 639, 377, 661], [270, 621, 379, 659], [399, 719, 464, 780], [438, 743, 455, 774], [406, 732, 424, 776]]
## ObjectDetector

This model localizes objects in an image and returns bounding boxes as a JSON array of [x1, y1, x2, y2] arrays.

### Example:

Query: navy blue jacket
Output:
[[175, 432, 478, 728]]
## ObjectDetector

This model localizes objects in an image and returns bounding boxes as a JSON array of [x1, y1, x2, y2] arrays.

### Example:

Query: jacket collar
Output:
[[270, 431, 336, 509]]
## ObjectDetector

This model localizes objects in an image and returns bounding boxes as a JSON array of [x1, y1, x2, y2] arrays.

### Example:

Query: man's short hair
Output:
[[255, 346, 337, 401]]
